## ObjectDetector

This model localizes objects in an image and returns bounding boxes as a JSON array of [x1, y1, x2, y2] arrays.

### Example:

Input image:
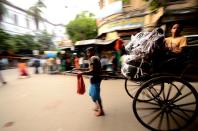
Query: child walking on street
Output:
[[79, 47, 105, 117]]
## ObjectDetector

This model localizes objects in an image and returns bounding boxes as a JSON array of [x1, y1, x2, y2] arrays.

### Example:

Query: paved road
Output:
[[0, 69, 198, 131]]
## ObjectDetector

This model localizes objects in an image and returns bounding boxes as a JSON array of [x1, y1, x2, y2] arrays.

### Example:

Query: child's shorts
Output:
[[89, 83, 101, 102]]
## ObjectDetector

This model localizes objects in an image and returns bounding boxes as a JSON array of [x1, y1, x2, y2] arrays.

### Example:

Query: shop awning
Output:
[[98, 24, 143, 36], [75, 39, 117, 46], [97, 39, 117, 45], [161, 7, 198, 23], [59, 46, 73, 50]]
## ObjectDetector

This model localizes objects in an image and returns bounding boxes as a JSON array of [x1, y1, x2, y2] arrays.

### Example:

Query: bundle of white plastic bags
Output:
[[121, 28, 164, 79]]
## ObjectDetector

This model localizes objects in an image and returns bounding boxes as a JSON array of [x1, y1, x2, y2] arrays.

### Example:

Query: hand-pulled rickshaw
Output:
[[122, 29, 198, 131]]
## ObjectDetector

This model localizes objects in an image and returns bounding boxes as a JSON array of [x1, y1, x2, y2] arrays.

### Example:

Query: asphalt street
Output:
[[0, 68, 197, 131]]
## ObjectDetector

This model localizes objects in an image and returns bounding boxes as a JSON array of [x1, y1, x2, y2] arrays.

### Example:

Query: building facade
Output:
[[158, 0, 198, 36], [97, 0, 198, 40], [0, 1, 67, 47], [97, 0, 146, 41]]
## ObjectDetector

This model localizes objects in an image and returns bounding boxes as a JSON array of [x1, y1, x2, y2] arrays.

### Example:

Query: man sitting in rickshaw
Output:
[[122, 23, 189, 78], [165, 23, 187, 56], [159, 23, 188, 73]]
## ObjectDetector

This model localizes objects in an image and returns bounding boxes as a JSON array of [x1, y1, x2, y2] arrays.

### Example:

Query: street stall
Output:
[[75, 39, 118, 71]]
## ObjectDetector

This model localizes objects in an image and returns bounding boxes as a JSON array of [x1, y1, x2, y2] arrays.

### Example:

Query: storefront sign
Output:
[[58, 39, 73, 48], [98, 17, 144, 35]]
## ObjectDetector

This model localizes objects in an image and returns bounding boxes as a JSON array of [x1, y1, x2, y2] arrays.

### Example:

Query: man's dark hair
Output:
[[172, 22, 183, 31], [86, 47, 95, 54]]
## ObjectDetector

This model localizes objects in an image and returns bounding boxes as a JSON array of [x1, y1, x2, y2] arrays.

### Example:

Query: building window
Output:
[[26, 17, 30, 28], [104, 0, 109, 6], [99, 0, 104, 9], [13, 14, 18, 25]]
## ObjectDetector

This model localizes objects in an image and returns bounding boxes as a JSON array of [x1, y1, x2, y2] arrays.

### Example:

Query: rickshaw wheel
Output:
[[125, 78, 141, 99], [133, 76, 198, 131], [125, 78, 163, 101]]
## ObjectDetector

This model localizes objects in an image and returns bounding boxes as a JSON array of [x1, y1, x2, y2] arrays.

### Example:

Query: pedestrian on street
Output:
[[0, 59, 7, 85], [17, 58, 30, 78], [111, 55, 118, 73], [33, 58, 40, 74], [40, 58, 47, 73], [79, 53, 85, 69], [79, 47, 105, 117], [74, 55, 80, 69], [100, 56, 108, 71]]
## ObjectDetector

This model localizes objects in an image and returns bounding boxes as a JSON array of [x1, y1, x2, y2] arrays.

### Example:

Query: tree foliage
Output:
[[0, 28, 12, 50], [0, 28, 54, 52], [28, 0, 46, 30], [6, 34, 41, 51], [66, 11, 97, 43], [143, 0, 166, 11], [122, 0, 130, 4], [35, 31, 55, 51]]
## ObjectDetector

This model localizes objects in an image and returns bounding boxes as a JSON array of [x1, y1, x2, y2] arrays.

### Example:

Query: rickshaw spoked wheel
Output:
[[133, 76, 198, 131]]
